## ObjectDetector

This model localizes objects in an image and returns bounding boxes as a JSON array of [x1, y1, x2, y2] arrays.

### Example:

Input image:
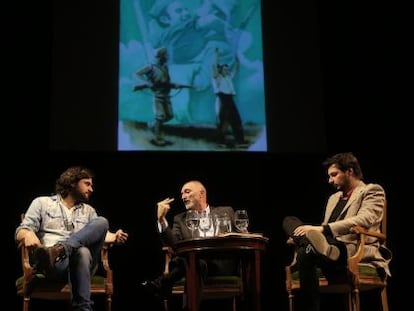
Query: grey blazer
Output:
[[323, 181, 392, 276]]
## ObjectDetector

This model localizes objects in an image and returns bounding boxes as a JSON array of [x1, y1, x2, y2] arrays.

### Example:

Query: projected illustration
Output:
[[118, 0, 267, 151]]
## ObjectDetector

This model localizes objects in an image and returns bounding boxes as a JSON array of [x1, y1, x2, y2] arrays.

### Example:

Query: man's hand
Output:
[[18, 229, 41, 248], [293, 225, 323, 236], [114, 229, 128, 244], [105, 229, 128, 244], [157, 197, 175, 224]]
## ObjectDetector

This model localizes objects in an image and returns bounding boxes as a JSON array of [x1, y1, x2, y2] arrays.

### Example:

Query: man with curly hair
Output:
[[16, 166, 128, 311]]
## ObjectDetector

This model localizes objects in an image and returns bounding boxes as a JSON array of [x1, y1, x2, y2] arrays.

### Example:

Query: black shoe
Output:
[[141, 279, 162, 297], [305, 230, 340, 261], [140, 278, 171, 299]]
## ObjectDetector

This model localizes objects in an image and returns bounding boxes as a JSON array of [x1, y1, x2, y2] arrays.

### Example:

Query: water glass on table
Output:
[[234, 209, 249, 233], [199, 210, 213, 237], [214, 212, 232, 235], [185, 209, 200, 238]]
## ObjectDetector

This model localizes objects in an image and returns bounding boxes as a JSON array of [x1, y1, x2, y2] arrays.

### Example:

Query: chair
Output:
[[16, 215, 115, 311], [161, 246, 244, 311], [285, 201, 390, 311]]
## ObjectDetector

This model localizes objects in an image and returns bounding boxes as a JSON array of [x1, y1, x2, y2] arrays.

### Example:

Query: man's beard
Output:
[[71, 187, 89, 204], [185, 201, 194, 210]]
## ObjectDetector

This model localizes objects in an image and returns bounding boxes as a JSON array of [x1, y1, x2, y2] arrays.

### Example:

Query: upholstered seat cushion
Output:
[[291, 265, 381, 281], [171, 275, 242, 301], [16, 273, 106, 299]]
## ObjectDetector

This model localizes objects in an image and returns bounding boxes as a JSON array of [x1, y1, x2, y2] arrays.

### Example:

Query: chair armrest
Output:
[[100, 242, 114, 293], [16, 240, 38, 297], [162, 246, 175, 276], [350, 225, 386, 243], [101, 242, 114, 272], [348, 225, 387, 276], [285, 237, 298, 269], [18, 241, 35, 276], [17, 214, 36, 276]]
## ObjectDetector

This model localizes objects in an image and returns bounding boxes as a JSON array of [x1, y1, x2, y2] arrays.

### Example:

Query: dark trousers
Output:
[[282, 216, 349, 311], [216, 93, 245, 144]]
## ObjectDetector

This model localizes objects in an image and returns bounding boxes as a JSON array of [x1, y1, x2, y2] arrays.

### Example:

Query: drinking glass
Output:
[[234, 209, 249, 233], [185, 209, 200, 238], [198, 210, 213, 237], [214, 212, 232, 235]]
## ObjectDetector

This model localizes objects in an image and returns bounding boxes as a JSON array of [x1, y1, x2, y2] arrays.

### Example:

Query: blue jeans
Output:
[[47, 216, 109, 311]]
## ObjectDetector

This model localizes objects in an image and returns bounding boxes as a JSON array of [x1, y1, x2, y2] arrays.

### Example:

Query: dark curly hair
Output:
[[55, 166, 94, 198], [322, 152, 363, 180]]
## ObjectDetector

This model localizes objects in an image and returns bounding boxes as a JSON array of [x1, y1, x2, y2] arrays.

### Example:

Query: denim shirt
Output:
[[15, 195, 98, 247]]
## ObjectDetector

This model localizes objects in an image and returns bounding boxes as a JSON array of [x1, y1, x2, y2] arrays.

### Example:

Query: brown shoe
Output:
[[34, 244, 65, 272]]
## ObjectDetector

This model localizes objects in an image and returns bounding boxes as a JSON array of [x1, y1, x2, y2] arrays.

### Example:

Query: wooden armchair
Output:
[[16, 227, 114, 311], [285, 202, 390, 311], [161, 246, 244, 311]]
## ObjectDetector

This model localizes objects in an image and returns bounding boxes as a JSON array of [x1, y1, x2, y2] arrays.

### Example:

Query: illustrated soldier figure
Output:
[[135, 47, 192, 146]]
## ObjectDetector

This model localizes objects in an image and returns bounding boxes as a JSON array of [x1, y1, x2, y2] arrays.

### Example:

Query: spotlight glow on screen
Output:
[[118, 0, 267, 151]]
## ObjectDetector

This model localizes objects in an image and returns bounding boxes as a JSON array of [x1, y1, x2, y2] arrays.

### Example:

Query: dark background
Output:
[[6, 0, 403, 310]]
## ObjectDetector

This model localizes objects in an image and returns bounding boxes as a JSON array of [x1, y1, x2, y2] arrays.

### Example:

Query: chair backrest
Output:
[[16, 213, 114, 311]]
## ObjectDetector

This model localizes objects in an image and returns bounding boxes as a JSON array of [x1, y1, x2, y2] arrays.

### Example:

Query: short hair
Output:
[[55, 166, 94, 197], [155, 47, 168, 59], [322, 152, 363, 179]]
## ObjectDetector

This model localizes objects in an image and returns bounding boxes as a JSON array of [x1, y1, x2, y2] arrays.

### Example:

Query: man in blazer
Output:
[[141, 180, 237, 299], [283, 152, 392, 311]]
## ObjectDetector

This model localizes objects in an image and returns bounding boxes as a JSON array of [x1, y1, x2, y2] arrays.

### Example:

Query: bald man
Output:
[[141, 180, 237, 302]]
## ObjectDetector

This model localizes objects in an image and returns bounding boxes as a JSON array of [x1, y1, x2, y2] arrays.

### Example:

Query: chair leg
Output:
[[287, 291, 294, 311], [380, 287, 389, 311], [351, 288, 360, 311], [232, 296, 237, 311], [23, 297, 30, 311], [163, 298, 169, 311], [106, 295, 112, 311]]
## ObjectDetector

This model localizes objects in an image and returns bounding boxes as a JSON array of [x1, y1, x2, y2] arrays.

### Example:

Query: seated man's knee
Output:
[[93, 216, 109, 232], [75, 246, 93, 266]]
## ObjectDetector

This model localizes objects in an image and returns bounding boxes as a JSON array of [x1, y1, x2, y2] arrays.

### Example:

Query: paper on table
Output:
[[217, 232, 266, 238]]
